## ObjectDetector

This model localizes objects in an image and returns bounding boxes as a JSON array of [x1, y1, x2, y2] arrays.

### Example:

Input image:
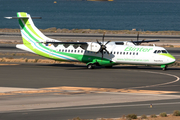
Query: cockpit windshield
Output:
[[154, 50, 168, 54], [162, 50, 167, 53]]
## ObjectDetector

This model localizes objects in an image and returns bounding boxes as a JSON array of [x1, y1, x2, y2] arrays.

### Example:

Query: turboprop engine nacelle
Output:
[[86, 42, 101, 52]]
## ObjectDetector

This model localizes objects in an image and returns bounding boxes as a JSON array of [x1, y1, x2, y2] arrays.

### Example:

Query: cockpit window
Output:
[[154, 50, 168, 54], [162, 50, 167, 53], [157, 50, 161, 53]]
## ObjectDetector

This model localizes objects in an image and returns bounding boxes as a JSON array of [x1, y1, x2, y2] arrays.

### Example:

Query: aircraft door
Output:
[[47, 43, 54, 58]]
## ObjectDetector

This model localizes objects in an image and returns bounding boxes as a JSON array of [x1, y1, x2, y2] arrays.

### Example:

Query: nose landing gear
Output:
[[161, 65, 167, 71]]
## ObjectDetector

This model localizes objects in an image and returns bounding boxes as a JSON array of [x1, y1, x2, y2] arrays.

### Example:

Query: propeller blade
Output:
[[101, 51, 104, 61], [99, 47, 103, 53], [105, 40, 111, 45], [96, 39, 102, 45], [102, 32, 105, 44], [137, 32, 139, 42], [131, 39, 134, 44], [105, 49, 110, 54]]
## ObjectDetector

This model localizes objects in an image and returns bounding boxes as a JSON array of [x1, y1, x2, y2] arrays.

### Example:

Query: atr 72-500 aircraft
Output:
[[5, 12, 175, 70]]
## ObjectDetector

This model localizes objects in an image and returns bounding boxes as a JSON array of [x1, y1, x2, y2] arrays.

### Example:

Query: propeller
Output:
[[137, 32, 146, 45], [96, 33, 111, 60], [132, 32, 144, 45], [130, 32, 139, 45], [137, 32, 139, 43]]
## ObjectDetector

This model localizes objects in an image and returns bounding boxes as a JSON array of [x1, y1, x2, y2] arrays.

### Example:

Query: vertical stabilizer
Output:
[[17, 12, 56, 45]]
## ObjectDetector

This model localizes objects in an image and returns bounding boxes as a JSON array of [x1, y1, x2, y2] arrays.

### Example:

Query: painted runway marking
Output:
[[128, 70, 180, 89]]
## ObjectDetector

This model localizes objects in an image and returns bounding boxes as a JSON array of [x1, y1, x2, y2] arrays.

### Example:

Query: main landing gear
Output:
[[87, 63, 95, 69], [162, 65, 167, 71], [87, 63, 113, 69]]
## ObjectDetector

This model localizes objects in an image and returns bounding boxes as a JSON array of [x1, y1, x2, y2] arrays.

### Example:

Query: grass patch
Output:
[[159, 112, 167, 117], [126, 114, 137, 119], [141, 114, 147, 119], [173, 110, 180, 116], [34, 59, 39, 63], [150, 114, 157, 118]]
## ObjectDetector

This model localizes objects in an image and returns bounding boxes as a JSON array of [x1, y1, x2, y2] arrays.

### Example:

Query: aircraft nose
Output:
[[167, 54, 176, 63], [169, 57, 176, 63]]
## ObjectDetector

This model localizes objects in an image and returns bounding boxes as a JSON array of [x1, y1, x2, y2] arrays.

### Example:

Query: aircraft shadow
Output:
[[35, 63, 180, 71], [112, 66, 180, 71]]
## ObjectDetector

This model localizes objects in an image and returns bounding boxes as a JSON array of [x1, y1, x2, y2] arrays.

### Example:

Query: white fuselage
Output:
[[42, 42, 175, 65]]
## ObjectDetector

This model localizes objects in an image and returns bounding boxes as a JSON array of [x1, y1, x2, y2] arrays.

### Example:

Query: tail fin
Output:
[[17, 12, 56, 44]]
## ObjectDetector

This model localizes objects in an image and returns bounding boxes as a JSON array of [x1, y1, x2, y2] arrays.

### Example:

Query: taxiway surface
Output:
[[0, 64, 180, 120], [0, 64, 179, 90], [0, 33, 180, 119]]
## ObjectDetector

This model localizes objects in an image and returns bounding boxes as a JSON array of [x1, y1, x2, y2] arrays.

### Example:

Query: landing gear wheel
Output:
[[162, 65, 167, 71], [87, 64, 95, 69]]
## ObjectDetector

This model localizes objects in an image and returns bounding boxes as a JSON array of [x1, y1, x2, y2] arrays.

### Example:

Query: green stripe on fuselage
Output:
[[160, 53, 175, 60], [17, 12, 43, 41]]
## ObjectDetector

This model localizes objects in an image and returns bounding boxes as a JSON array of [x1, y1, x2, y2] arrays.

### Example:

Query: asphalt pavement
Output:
[[0, 64, 180, 120], [0, 33, 180, 120]]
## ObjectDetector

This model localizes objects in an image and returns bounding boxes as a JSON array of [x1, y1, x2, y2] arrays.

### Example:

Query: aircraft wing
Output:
[[40, 41, 88, 48], [133, 39, 160, 44], [45, 41, 87, 45], [115, 39, 160, 45]]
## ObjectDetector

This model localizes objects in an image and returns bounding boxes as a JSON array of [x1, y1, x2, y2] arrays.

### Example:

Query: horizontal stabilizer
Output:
[[4, 17, 42, 19]]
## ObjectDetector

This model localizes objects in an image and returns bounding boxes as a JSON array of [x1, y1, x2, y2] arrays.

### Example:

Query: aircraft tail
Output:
[[16, 12, 56, 44]]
